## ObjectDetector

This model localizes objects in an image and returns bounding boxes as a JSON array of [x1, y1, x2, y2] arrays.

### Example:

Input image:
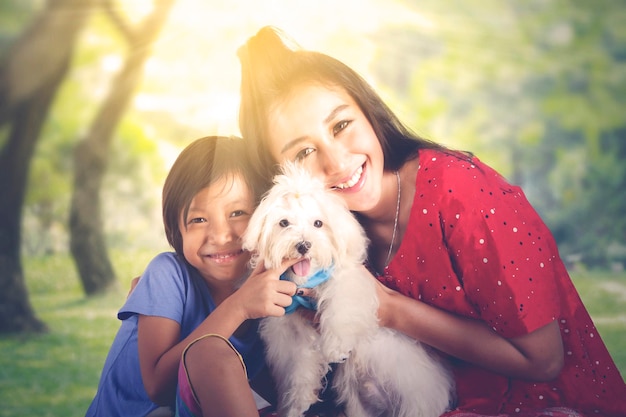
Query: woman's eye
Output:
[[295, 147, 315, 161], [333, 120, 350, 135]]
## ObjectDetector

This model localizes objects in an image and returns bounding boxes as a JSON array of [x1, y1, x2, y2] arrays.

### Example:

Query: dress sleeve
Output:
[[118, 252, 188, 324], [438, 156, 561, 338]]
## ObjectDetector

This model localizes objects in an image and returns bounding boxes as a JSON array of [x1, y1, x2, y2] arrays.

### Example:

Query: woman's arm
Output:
[[374, 272, 564, 381], [138, 260, 298, 406]]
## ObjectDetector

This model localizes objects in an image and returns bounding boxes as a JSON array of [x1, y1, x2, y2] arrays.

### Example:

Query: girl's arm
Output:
[[373, 270, 564, 382], [137, 260, 298, 406]]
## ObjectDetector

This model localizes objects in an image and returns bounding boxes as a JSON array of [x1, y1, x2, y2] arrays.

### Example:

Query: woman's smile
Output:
[[331, 164, 364, 190], [268, 83, 385, 214]]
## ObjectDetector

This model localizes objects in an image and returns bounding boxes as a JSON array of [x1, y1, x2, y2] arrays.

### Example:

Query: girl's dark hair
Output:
[[238, 26, 447, 180], [162, 135, 268, 256]]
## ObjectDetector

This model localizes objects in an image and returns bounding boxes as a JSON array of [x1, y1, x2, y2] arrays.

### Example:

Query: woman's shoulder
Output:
[[418, 148, 483, 173], [417, 148, 515, 195]]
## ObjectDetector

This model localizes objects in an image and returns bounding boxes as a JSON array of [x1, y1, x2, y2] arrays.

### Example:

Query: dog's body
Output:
[[242, 163, 454, 417]]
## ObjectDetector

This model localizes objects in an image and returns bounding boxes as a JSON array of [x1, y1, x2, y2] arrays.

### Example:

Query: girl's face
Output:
[[180, 174, 254, 285], [267, 83, 385, 214]]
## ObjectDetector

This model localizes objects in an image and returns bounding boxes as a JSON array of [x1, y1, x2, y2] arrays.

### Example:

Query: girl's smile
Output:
[[204, 249, 245, 263], [180, 174, 254, 283]]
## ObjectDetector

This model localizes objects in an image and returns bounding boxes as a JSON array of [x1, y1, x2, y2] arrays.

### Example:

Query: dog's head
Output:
[[242, 162, 368, 285]]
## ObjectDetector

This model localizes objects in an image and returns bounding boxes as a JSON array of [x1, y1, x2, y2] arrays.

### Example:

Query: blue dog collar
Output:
[[280, 264, 334, 314]]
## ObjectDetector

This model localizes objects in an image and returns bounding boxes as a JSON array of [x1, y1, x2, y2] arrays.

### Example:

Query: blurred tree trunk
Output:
[[70, 0, 174, 295], [0, 0, 94, 333]]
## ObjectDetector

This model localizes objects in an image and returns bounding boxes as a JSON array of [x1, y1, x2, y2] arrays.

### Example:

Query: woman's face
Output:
[[180, 174, 254, 285], [267, 82, 385, 213]]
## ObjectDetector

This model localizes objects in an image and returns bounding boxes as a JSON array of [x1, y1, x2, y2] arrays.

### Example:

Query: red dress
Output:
[[381, 149, 626, 417]]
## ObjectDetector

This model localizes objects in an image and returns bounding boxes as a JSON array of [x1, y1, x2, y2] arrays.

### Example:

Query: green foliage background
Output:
[[0, 0, 625, 415], [6, 0, 623, 268], [372, 0, 626, 267]]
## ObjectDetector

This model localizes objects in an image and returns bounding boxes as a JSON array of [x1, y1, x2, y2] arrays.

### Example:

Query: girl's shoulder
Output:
[[131, 252, 193, 298], [148, 251, 185, 267], [120, 252, 201, 321], [140, 252, 197, 292]]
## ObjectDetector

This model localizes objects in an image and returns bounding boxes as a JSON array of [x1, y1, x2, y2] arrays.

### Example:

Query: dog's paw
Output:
[[323, 348, 351, 363], [283, 397, 318, 417], [320, 334, 354, 363], [335, 353, 350, 363]]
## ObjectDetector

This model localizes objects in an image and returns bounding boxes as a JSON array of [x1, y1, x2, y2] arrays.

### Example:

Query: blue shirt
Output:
[[85, 252, 265, 417]]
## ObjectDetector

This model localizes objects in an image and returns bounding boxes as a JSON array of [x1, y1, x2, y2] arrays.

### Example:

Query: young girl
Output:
[[86, 136, 297, 417], [237, 26, 626, 417]]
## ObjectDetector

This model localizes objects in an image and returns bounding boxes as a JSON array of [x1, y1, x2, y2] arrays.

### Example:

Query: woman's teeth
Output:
[[334, 166, 363, 190]]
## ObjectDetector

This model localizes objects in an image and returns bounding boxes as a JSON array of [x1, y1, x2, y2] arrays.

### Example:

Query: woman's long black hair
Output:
[[238, 26, 450, 181]]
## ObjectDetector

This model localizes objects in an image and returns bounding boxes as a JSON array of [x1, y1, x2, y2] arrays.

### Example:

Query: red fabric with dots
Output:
[[382, 149, 626, 416]]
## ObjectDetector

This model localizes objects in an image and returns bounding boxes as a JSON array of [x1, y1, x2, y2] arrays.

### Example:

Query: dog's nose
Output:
[[296, 241, 312, 255]]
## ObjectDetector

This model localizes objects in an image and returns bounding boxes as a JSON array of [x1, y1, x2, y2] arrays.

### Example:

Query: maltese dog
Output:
[[242, 163, 454, 417]]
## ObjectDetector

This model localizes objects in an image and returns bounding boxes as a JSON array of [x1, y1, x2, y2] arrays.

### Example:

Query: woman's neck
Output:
[[360, 170, 402, 224], [359, 157, 419, 273]]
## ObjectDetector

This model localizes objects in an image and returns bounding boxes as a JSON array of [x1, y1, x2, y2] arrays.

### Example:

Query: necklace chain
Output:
[[384, 170, 401, 267]]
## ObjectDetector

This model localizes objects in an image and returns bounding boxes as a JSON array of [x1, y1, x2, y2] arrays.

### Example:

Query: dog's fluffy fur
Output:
[[242, 163, 454, 417]]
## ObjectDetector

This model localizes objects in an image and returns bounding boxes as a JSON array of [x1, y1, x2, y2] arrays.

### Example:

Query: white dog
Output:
[[242, 163, 454, 417]]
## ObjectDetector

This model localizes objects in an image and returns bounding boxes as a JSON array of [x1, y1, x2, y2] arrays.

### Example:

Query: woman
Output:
[[237, 26, 626, 417]]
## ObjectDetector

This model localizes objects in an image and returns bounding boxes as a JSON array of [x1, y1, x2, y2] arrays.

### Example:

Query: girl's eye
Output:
[[333, 120, 350, 135], [295, 147, 315, 161], [279, 219, 289, 227], [188, 217, 206, 224], [313, 220, 323, 228], [230, 210, 247, 218]]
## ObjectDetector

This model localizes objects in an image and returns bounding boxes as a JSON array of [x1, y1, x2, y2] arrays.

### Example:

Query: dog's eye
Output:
[[313, 220, 323, 228], [279, 219, 290, 227]]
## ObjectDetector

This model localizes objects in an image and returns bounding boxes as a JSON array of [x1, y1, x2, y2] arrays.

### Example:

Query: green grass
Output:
[[0, 250, 156, 417], [0, 253, 625, 417]]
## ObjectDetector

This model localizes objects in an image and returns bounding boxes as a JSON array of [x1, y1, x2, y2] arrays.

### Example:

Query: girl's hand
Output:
[[234, 259, 300, 319]]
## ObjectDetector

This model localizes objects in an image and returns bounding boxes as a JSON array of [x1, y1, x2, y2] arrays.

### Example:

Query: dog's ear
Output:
[[243, 185, 283, 266], [242, 197, 269, 253], [322, 191, 369, 263]]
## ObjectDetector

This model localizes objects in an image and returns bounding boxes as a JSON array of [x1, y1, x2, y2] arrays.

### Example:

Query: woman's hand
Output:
[[127, 275, 141, 298], [365, 265, 564, 381], [369, 269, 401, 329]]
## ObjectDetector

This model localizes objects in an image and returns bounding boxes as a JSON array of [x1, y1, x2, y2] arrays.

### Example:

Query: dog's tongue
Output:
[[292, 258, 311, 277]]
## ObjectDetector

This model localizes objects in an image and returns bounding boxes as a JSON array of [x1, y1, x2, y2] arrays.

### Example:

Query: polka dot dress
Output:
[[382, 149, 626, 416]]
